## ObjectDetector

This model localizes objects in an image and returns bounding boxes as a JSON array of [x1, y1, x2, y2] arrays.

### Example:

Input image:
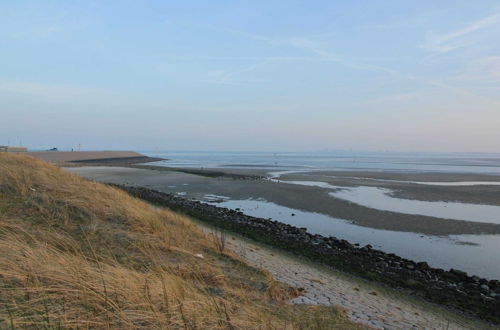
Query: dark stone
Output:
[[417, 261, 430, 270], [116, 185, 500, 325]]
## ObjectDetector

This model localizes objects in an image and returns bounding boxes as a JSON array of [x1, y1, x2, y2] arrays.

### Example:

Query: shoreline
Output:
[[68, 165, 500, 235], [66, 165, 500, 278], [118, 184, 500, 324], [133, 164, 500, 206], [26, 150, 163, 165], [196, 220, 488, 329], [63, 163, 500, 323]]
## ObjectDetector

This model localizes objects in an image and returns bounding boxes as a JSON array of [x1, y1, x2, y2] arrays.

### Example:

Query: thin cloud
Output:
[[452, 56, 500, 84], [185, 23, 398, 76], [421, 11, 500, 54]]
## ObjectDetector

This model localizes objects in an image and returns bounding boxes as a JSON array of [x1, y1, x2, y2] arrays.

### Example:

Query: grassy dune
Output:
[[0, 153, 362, 329]]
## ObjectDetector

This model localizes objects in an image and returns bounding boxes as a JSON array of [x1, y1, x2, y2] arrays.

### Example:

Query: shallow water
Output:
[[209, 198, 500, 279], [335, 176, 500, 186], [412, 181, 500, 186], [274, 180, 338, 189], [329, 186, 500, 224], [203, 194, 230, 202], [276, 180, 500, 224], [144, 150, 500, 174]]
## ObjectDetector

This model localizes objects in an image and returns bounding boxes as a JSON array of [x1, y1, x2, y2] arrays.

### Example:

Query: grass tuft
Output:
[[0, 153, 363, 329]]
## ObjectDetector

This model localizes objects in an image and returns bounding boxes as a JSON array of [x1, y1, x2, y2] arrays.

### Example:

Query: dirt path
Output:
[[221, 234, 486, 329]]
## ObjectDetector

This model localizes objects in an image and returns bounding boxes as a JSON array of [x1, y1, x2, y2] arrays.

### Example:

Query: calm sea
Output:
[[142, 150, 500, 174]]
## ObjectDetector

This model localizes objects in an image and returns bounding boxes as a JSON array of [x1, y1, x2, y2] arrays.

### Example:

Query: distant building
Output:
[[0, 146, 28, 152]]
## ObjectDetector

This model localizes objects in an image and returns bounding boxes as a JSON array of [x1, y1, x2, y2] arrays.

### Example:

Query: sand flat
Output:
[[66, 165, 500, 236]]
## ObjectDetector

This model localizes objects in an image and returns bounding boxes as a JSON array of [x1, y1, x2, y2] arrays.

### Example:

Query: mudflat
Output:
[[280, 171, 500, 206], [67, 166, 500, 236]]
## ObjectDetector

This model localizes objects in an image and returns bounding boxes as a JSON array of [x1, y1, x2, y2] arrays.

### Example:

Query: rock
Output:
[[480, 284, 490, 292], [450, 269, 467, 278], [441, 271, 459, 281], [489, 293, 500, 300], [118, 185, 500, 323], [416, 262, 429, 270]]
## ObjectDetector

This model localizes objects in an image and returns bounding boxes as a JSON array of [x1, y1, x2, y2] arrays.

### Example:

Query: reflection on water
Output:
[[277, 180, 500, 224], [329, 186, 500, 224], [412, 181, 500, 186], [276, 180, 338, 189], [209, 198, 500, 279], [335, 176, 500, 186], [144, 150, 500, 174]]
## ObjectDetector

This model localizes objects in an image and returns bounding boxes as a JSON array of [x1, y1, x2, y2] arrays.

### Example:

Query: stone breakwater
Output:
[[118, 185, 500, 323]]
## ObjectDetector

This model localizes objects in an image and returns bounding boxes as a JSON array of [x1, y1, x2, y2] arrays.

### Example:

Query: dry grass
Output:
[[210, 230, 228, 254], [0, 153, 364, 329]]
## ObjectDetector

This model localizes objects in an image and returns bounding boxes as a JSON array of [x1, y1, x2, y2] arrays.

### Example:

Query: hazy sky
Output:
[[1, 1, 500, 152]]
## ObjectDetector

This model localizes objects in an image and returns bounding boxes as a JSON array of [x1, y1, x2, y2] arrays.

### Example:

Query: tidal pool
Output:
[[337, 177, 500, 186], [329, 186, 500, 224], [412, 181, 500, 186], [277, 180, 500, 224], [209, 198, 500, 279]]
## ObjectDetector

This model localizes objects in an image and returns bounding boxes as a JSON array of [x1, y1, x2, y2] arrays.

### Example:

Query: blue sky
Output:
[[1, 1, 500, 152]]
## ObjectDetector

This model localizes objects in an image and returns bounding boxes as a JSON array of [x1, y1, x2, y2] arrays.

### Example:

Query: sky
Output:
[[1, 1, 500, 152]]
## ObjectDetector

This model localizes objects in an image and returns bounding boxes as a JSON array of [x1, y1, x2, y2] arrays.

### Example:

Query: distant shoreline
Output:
[[26, 151, 163, 164]]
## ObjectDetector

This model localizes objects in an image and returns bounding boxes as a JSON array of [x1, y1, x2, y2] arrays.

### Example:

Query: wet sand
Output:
[[67, 166, 500, 236], [280, 171, 500, 206]]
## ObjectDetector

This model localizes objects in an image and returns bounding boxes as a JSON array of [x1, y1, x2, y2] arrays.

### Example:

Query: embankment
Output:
[[27, 151, 162, 164], [120, 185, 500, 324], [0, 153, 361, 329]]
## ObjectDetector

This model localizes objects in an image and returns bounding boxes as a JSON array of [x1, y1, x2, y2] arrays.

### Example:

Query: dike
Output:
[[118, 185, 500, 323]]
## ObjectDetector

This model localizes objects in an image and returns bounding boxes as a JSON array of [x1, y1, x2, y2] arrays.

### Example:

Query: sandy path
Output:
[[221, 234, 482, 329]]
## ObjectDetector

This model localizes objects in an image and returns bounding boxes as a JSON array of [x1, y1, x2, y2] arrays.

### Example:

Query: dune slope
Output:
[[0, 153, 362, 329]]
